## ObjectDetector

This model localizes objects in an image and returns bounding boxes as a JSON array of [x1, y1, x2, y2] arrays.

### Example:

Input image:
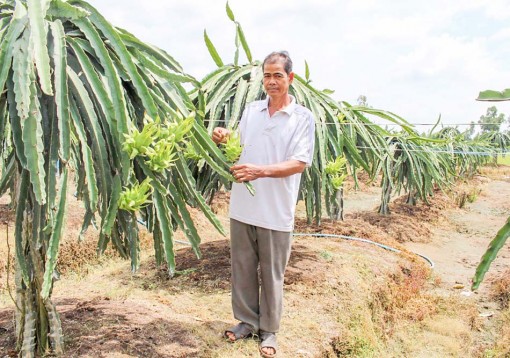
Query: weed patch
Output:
[[489, 269, 510, 309], [369, 261, 433, 335]]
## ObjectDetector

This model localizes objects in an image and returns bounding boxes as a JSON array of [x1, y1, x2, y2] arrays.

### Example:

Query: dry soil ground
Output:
[[0, 166, 509, 357]]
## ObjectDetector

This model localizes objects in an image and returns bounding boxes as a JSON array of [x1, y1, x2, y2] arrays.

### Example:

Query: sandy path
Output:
[[403, 177, 510, 291]]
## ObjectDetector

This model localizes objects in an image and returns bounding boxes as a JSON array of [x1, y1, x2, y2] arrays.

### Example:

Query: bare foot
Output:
[[224, 322, 255, 342], [261, 346, 276, 356], [226, 331, 235, 341]]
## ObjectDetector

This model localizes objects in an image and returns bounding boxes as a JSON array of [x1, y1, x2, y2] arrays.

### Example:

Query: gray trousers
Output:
[[230, 218, 293, 333]]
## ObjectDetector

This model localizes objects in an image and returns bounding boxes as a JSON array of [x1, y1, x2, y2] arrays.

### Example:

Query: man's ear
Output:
[[289, 72, 294, 83]]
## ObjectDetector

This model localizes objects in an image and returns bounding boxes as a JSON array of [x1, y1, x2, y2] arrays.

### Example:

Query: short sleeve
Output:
[[287, 110, 315, 166]]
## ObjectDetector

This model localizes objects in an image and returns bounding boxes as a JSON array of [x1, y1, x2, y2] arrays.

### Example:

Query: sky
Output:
[[86, 0, 510, 131]]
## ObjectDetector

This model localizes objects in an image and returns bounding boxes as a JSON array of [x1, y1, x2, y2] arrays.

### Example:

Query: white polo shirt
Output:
[[229, 96, 315, 232]]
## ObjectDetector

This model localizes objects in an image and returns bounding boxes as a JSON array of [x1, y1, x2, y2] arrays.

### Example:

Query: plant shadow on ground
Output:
[[61, 299, 202, 357], [132, 239, 325, 293], [0, 297, 207, 358]]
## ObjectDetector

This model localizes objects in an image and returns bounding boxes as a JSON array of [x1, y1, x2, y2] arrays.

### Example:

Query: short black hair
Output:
[[262, 51, 293, 75]]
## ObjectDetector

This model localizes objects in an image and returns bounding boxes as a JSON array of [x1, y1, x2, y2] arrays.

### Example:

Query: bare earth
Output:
[[404, 178, 510, 290], [0, 167, 509, 357]]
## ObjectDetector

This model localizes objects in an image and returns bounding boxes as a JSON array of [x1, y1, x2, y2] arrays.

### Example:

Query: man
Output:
[[212, 51, 315, 358]]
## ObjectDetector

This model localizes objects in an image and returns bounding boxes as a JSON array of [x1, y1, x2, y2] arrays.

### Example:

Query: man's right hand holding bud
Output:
[[212, 127, 230, 144]]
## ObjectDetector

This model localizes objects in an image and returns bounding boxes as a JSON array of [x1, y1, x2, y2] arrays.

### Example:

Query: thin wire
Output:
[[201, 120, 508, 155], [202, 119, 506, 126], [353, 146, 510, 156], [327, 122, 504, 126]]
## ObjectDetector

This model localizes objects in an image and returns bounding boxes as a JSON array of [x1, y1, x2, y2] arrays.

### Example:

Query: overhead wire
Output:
[[352, 146, 509, 156], [316, 122, 506, 126], [201, 119, 507, 126]]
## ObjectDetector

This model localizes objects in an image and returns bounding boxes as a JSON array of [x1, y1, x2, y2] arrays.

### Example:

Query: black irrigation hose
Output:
[[136, 218, 435, 268], [292, 232, 435, 268]]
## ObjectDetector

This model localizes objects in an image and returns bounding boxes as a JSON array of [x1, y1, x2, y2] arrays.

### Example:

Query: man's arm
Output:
[[230, 160, 306, 182]]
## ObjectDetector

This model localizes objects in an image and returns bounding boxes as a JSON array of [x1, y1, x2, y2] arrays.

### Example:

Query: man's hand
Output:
[[230, 163, 264, 182], [212, 127, 230, 144]]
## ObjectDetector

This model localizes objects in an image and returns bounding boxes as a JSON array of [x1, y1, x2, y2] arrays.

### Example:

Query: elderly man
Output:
[[212, 51, 315, 358]]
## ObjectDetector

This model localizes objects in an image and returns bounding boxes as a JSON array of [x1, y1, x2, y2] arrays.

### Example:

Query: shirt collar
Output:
[[260, 95, 296, 115]]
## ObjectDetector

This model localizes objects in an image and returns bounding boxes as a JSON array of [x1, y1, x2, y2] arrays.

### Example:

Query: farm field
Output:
[[2, 1, 510, 355], [0, 166, 509, 357]]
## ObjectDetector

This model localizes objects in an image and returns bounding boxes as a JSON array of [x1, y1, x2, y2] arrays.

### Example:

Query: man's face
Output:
[[263, 61, 294, 99]]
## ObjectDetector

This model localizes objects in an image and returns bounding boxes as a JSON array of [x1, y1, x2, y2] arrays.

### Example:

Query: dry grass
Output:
[[369, 261, 433, 329], [451, 182, 484, 209], [489, 269, 510, 310], [492, 308, 510, 357], [479, 164, 510, 179], [321, 261, 433, 357], [473, 307, 510, 358]]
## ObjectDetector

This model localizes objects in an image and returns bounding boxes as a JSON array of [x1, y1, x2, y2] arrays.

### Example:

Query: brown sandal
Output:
[[223, 322, 256, 342]]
